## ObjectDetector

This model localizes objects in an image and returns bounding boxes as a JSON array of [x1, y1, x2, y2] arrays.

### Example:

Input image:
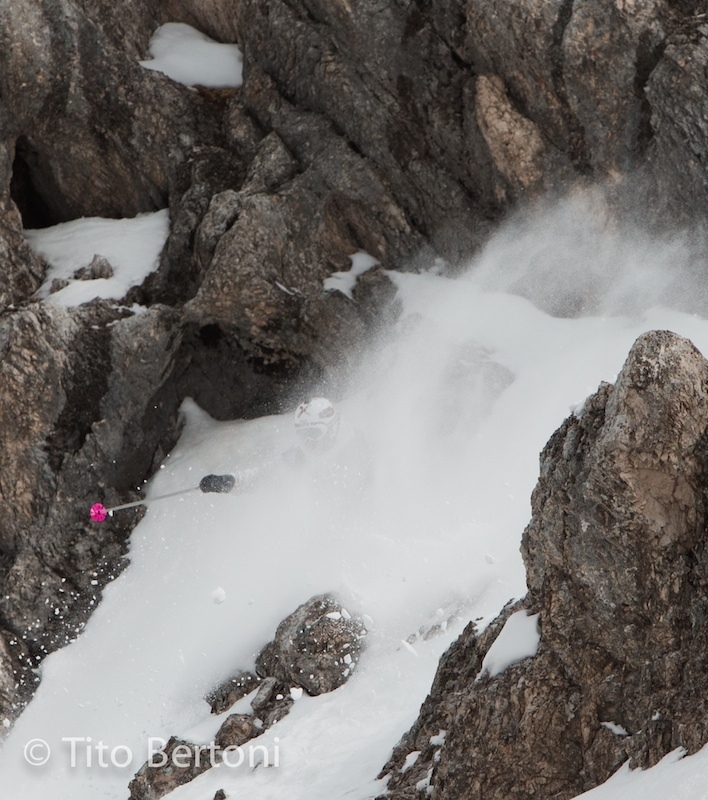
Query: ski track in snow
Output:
[[6, 196, 708, 798]]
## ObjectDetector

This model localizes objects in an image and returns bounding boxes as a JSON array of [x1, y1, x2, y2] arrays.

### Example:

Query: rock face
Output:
[[380, 330, 708, 799]]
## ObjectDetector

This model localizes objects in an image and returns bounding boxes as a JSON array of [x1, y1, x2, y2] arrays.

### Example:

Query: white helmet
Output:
[[294, 397, 339, 449]]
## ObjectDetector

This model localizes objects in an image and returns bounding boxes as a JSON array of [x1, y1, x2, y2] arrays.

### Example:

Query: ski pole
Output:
[[90, 486, 200, 523]]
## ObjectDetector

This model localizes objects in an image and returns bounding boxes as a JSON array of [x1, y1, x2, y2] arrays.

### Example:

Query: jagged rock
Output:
[[128, 736, 213, 800], [381, 330, 708, 799], [646, 24, 708, 220], [0, 187, 44, 305], [0, 302, 189, 726], [241, 132, 299, 195], [263, 695, 295, 728], [0, 627, 35, 734], [249, 676, 282, 716], [49, 277, 70, 294], [256, 594, 367, 695], [129, 595, 360, 796], [215, 713, 259, 750], [73, 255, 115, 281], [206, 670, 261, 715], [246, 677, 294, 728], [184, 134, 412, 369]]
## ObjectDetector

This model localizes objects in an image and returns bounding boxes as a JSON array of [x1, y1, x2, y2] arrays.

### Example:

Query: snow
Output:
[[323, 251, 379, 299], [429, 730, 446, 747], [573, 748, 708, 800], [211, 588, 227, 605], [25, 210, 169, 307], [6, 193, 708, 799], [478, 610, 541, 679], [139, 23, 243, 88], [400, 751, 420, 773], [600, 721, 629, 737]]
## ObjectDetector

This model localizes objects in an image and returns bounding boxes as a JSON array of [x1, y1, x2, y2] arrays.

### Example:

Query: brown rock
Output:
[[256, 594, 367, 696], [206, 670, 261, 715], [215, 713, 259, 750], [0, 628, 34, 735], [73, 255, 115, 281], [128, 737, 213, 800], [381, 331, 708, 799]]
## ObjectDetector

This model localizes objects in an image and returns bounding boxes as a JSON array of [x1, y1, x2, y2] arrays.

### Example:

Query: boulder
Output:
[[128, 736, 213, 800], [215, 713, 259, 750], [129, 594, 362, 796], [206, 670, 261, 715], [256, 594, 367, 696]]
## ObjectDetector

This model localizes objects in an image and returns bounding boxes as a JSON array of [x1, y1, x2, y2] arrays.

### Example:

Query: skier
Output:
[[89, 398, 368, 523], [198, 397, 370, 495]]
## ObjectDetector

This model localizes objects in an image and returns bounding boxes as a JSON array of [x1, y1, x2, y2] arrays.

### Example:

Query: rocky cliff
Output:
[[1, 0, 708, 787], [380, 330, 708, 798]]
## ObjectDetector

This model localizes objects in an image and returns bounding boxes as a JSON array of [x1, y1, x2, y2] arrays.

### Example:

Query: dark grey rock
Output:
[[215, 713, 259, 750], [73, 255, 114, 281], [0, 627, 35, 736], [249, 676, 282, 717], [256, 594, 367, 696], [128, 736, 212, 800], [206, 670, 261, 715]]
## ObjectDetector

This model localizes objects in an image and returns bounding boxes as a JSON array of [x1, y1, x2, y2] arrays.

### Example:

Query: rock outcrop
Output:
[[128, 593, 366, 800], [380, 330, 708, 799]]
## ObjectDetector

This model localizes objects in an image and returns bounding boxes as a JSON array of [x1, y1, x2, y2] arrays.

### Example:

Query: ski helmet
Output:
[[294, 397, 339, 448]]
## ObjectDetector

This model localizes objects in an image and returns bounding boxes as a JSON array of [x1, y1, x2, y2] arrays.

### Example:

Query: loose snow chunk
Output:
[[139, 22, 243, 88], [601, 721, 629, 736], [478, 610, 541, 679], [26, 210, 169, 307], [211, 587, 226, 604], [326, 611, 343, 621], [323, 251, 379, 299]]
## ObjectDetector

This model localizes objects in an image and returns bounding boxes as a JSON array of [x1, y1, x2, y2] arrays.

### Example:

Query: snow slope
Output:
[[5, 193, 708, 798]]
